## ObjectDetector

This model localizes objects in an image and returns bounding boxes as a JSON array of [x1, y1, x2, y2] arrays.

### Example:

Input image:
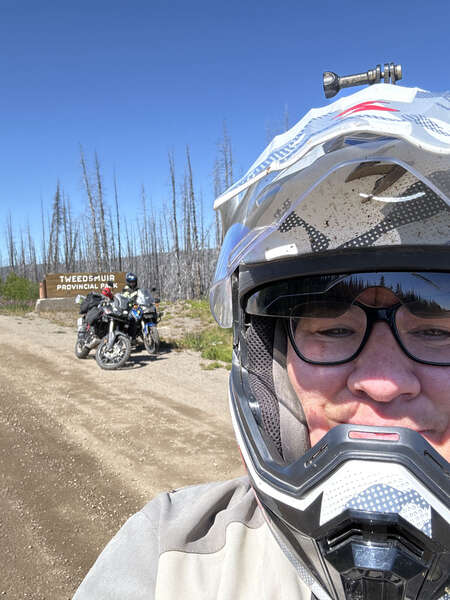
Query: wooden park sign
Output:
[[44, 271, 127, 298]]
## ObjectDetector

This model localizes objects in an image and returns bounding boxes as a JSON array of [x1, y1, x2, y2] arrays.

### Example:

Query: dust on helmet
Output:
[[210, 83, 450, 600], [125, 272, 138, 289]]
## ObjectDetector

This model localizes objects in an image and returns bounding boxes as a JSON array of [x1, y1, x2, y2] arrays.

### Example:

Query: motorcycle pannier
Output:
[[79, 292, 103, 315], [86, 306, 103, 326]]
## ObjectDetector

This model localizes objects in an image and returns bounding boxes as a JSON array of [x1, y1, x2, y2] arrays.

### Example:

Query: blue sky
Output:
[[1, 0, 450, 262]]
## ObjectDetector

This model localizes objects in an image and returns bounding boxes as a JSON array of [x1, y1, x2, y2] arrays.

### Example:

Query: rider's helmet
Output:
[[101, 286, 113, 300], [210, 83, 450, 599], [125, 272, 138, 289]]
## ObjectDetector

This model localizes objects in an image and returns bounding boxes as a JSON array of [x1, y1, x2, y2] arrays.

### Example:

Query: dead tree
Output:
[[61, 193, 78, 272], [186, 145, 203, 297], [40, 197, 48, 275], [27, 221, 39, 282], [5, 212, 16, 271], [213, 122, 234, 247], [113, 171, 122, 270], [95, 153, 109, 267], [221, 121, 233, 189], [168, 151, 181, 293], [213, 158, 222, 248], [19, 230, 26, 277], [47, 182, 62, 272], [80, 147, 101, 268]]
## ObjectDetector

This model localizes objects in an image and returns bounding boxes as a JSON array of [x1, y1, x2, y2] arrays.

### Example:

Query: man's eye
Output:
[[316, 328, 355, 338], [410, 328, 450, 339]]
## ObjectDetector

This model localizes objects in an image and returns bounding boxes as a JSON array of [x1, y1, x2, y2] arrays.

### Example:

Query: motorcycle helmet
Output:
[[101, 286, 113, 300], [210, 83, 450, 599], [125, 272, 138, 289]]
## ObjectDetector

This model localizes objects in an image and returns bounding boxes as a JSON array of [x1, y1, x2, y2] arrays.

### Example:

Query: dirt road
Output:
[[0, 313, 243, 599]]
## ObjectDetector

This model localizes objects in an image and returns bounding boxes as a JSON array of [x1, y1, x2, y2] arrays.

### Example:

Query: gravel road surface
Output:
[[0, 313, 243, 599]]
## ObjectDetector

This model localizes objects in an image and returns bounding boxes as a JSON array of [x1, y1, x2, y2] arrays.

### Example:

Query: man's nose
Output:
[[347, 322, 421, 403]]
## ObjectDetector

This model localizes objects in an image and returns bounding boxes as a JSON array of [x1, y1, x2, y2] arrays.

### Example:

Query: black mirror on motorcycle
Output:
[[151, 287, 157, 292]]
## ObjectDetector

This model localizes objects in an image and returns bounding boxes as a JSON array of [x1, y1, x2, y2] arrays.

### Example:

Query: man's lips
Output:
[[331, 397, 440, 434], [336, 413, 434, 434]]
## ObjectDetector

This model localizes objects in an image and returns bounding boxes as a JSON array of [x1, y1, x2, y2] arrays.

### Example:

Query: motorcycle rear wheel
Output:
[[144, 327, 160, 356], [95, 333, 131, 370], [75, 339, 90, 359]]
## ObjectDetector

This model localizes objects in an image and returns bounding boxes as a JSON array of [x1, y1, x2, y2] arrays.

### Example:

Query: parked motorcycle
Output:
[[74, 293, 108, 359], [95, 294, 132, 370], [128, 288, 161, 356]]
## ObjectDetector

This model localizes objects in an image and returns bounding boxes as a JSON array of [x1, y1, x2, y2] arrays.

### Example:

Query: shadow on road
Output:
[[123, 354, 167, 369]]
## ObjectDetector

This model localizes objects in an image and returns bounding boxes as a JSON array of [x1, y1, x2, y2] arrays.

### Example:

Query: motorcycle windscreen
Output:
[[136, 289, 155, 306]]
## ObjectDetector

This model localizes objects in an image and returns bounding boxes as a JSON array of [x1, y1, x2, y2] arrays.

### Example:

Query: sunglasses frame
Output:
[[287, 301, 450, 367]]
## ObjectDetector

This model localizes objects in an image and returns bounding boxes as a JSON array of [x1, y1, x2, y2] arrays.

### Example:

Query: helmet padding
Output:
[[247, 317, 281, 454], [246, 316, 310, 461], [273, 320, 310, 462]]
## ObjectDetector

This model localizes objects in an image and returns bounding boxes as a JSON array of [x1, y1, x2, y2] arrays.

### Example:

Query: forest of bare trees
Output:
[[1, 124, 235, 301]]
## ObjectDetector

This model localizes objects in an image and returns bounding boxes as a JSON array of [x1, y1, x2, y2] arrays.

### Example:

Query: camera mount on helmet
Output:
[[323, 62, 402, 98]]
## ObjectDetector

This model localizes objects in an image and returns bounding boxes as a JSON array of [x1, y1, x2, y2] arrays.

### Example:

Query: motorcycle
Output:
[[95, 294, 132, 370], [74, 294, 108, 359], [128, 288, 161, 356]]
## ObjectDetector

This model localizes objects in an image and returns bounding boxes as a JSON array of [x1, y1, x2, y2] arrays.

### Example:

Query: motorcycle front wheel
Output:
[[75, 339, 90, 359], [144, 326, 160, 356], [95, 333, 131, 370]]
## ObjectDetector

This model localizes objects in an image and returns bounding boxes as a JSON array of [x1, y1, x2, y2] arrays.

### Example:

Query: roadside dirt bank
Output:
[[0, 313, 243, 599]]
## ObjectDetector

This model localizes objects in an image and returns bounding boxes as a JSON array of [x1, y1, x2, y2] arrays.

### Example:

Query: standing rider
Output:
[[74, 75, 450, 599]]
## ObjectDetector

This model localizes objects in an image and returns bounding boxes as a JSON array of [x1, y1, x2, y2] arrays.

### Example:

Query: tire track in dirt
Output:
[[0, 342, 240, 494], [0, 379, 142, 599]]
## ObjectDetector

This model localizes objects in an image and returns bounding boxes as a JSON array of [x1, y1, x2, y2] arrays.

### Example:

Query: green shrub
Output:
[[0, 273, 38, 314], [201, 361, 223, 370], [182, 299, 214, 322], [2, 272, 39, 301], [179, 326, 232, 364]]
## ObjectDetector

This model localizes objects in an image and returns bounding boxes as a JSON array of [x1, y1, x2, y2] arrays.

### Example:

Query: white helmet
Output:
[[211, 83, 450, 600]]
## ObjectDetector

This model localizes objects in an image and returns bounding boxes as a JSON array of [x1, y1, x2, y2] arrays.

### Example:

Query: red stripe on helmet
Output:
[[336, 100, 399, 119]]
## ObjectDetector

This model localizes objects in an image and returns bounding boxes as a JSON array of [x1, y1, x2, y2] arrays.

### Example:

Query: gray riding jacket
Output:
[[73, 476, 311, 599]]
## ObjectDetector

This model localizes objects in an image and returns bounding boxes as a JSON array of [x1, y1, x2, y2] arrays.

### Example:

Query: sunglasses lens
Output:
[[396, 304, 450, 365]]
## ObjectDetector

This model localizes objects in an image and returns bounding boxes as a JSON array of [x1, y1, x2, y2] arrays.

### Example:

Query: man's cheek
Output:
[[418, 367, 450, 412]]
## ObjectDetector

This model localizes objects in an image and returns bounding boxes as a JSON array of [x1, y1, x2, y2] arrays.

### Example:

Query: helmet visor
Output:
[[246, 271, 450, 366], [211, 138, 450, 327]]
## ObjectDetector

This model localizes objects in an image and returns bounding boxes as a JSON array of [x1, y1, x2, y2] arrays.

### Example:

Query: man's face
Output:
[[287, 287, 450, 460]]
